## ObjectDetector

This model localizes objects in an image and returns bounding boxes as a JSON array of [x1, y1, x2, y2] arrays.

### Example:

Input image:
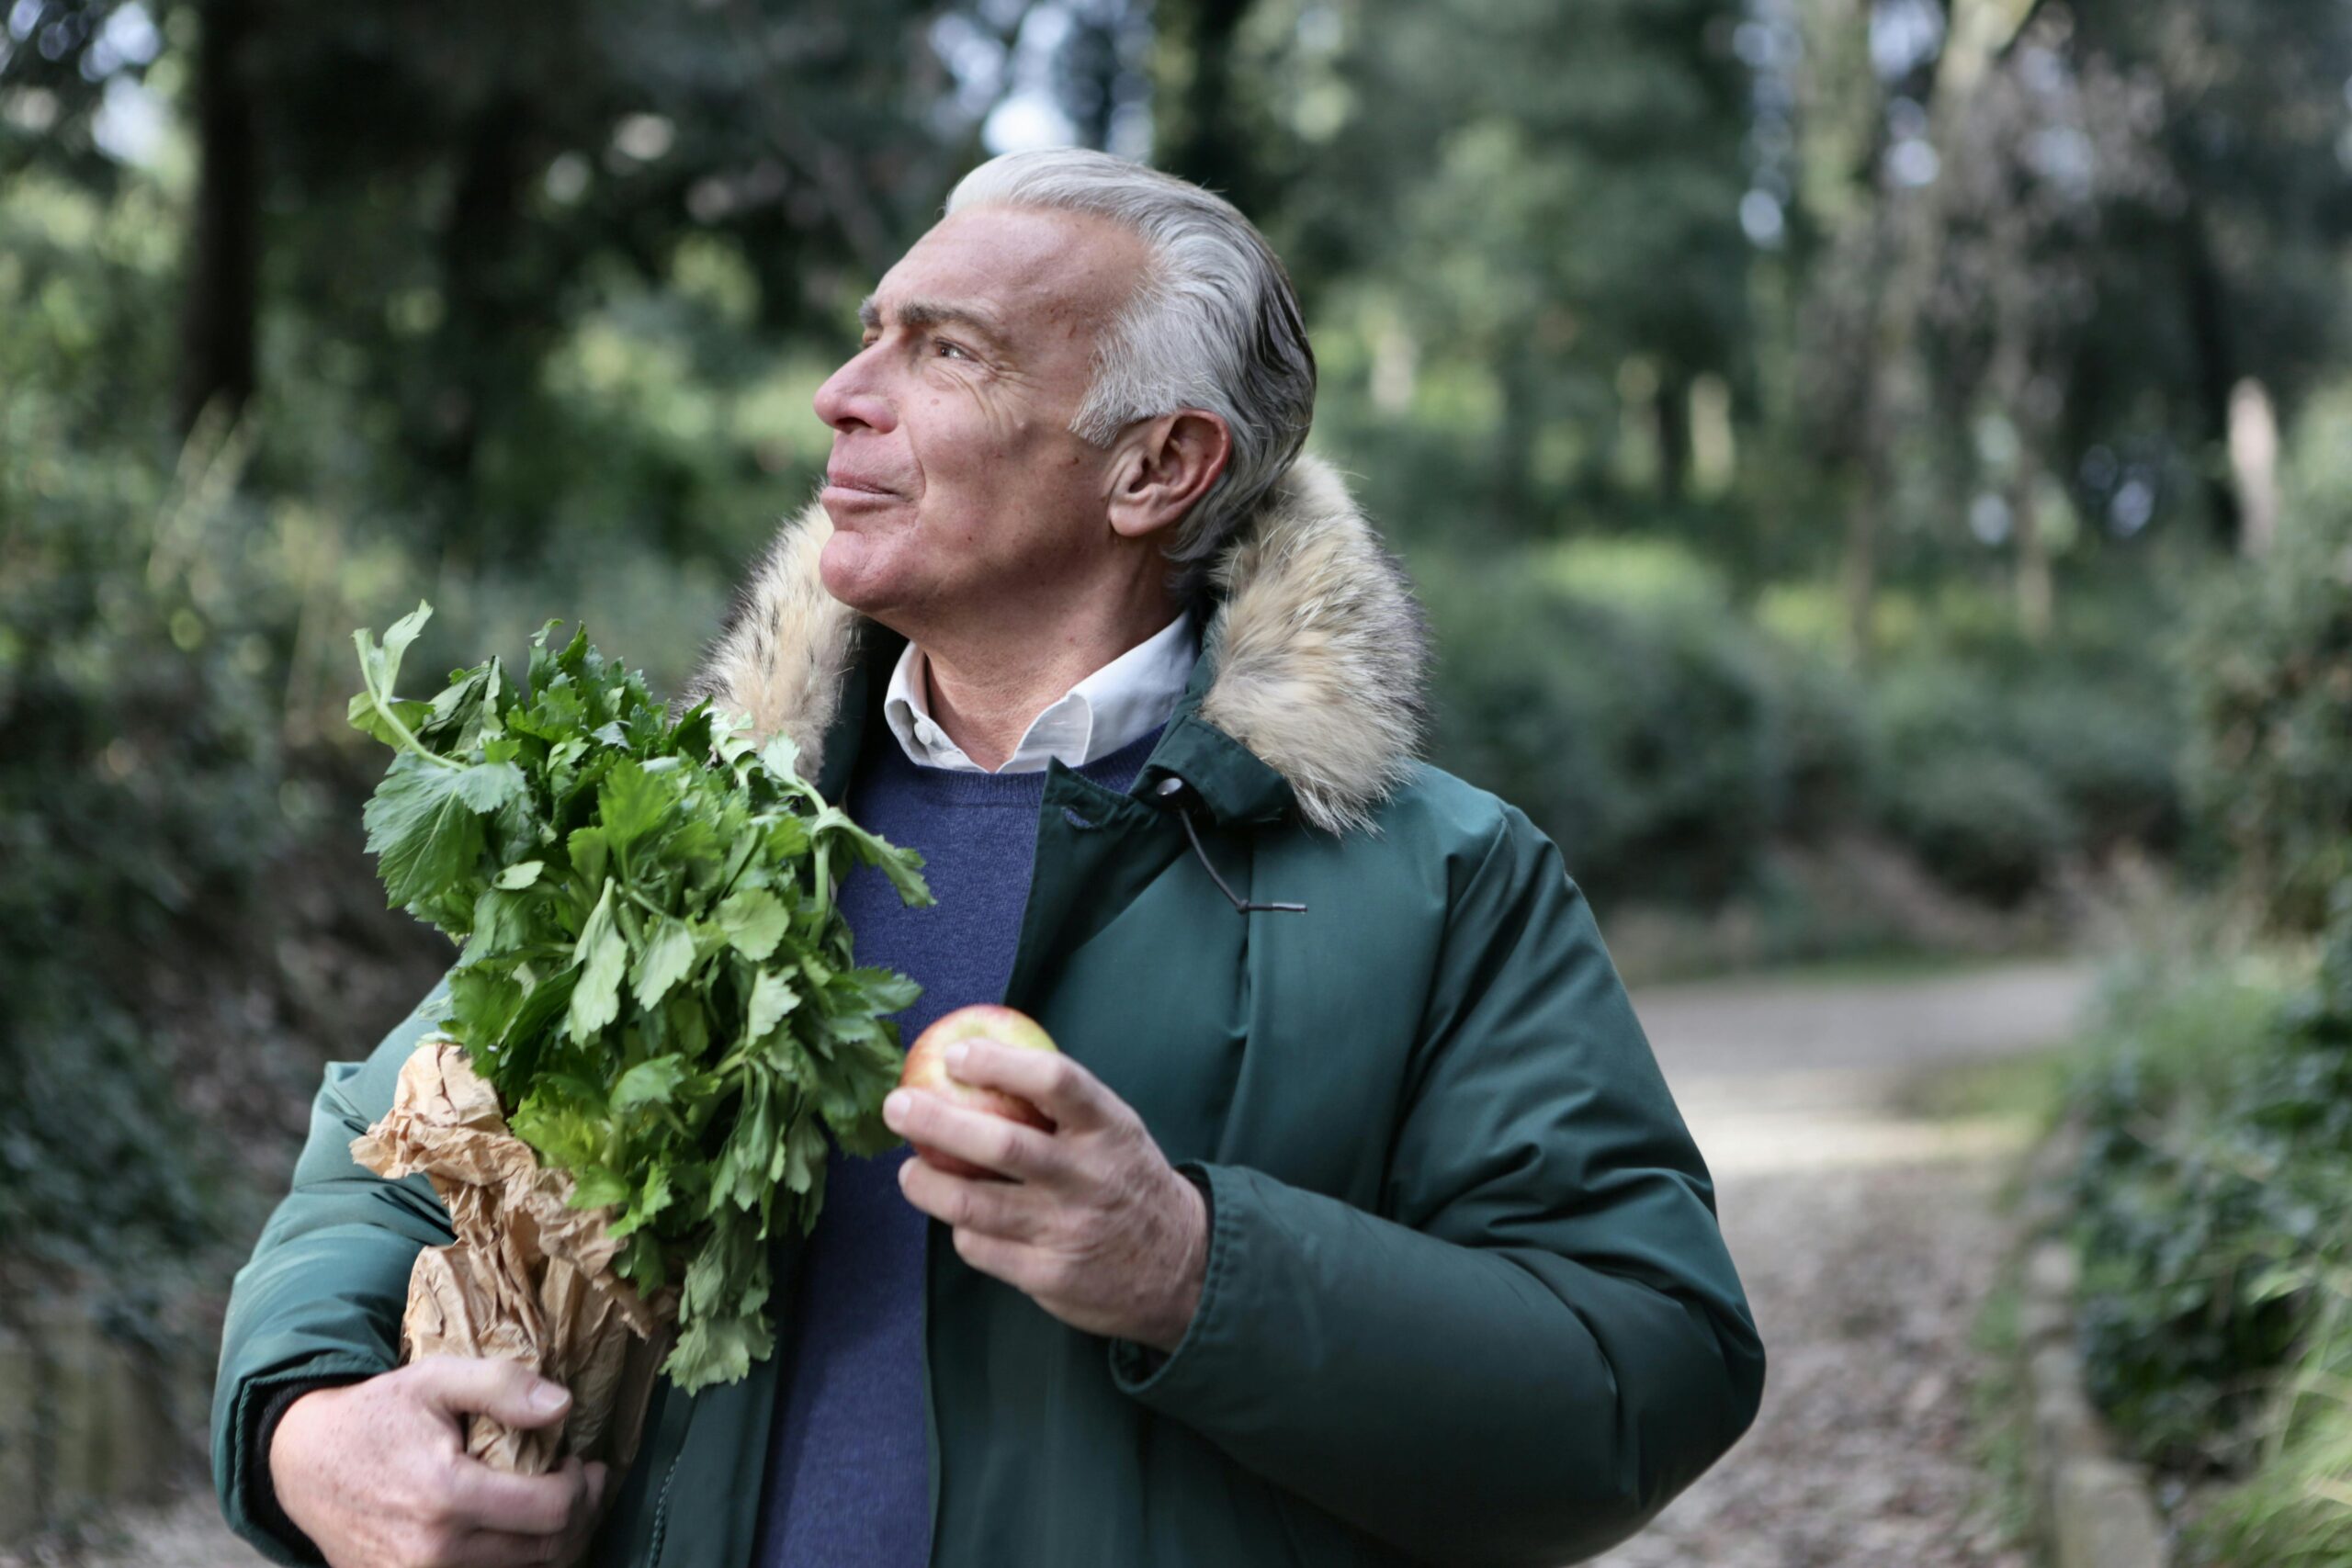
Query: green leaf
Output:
[[420, 662, 492, 746], [494, 860, 545, 890], [716, 887, 788, 961], [760, 813, 811, 862], [631, 913, 699, 1010], [492, 968, 575, 1089], [569, 1168, 630, 1209], [454, 760, 526, 813], [363, 754, 488, 908], [358, 601, 432, 700], [346, 689, 431, 749], [812, 807, 933, 908], [459, 886, 535, 964], [758, 734, 803, 781], [664, 1307, 769, 1391], [844, 965, 922, 1017], [567, 822, 612, 891], [781, 1110, 828, 1195], [567, 880, 628, 1041], [611, 1054, 689, 1116], [447, 966, 524, 1058], [609, 1160, 674, 1240], [747, 969, 799, 1042], [600, 761, 673, 860]]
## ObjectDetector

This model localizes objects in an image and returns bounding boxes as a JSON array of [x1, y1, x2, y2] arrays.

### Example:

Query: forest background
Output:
[[5, 0, 2352, 1552]]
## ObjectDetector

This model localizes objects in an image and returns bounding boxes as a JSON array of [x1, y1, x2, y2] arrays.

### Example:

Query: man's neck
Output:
[[913, 590, 1182, 773]]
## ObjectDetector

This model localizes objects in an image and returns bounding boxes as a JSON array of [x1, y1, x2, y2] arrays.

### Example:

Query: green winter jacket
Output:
[[212, 455, 1764, 1568]]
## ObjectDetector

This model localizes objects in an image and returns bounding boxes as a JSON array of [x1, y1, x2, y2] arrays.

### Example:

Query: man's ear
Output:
[[1107, 412, 1232, 541]]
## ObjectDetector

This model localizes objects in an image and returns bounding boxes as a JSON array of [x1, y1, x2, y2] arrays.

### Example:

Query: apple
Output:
[[897, 1004, 1061, 1180]]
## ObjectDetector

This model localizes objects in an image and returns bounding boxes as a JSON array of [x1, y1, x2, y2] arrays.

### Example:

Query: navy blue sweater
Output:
[[752, 725, 1165, 1568]]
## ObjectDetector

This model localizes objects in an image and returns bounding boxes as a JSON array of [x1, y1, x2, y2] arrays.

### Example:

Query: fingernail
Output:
[[531, 1382, 569, 1415], [944, 1043, 968, 1070], [884, 1090, 910, 1124]]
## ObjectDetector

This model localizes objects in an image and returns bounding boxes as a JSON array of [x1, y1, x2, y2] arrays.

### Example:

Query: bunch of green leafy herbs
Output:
[[349, 603, 931, 1392]]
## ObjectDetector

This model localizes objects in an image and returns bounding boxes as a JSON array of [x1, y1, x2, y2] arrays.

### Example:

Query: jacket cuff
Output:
[[1106, 1161, 1225, 1394], [227, 1361, 384, 1566]]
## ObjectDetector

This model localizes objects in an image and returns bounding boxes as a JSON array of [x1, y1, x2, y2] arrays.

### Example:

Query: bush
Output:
[[2178, 401, 2352, 933], [1880, 747, 2079, 907], [1861, 644, 2183, 906], [0, 422, 263, 1283], [2065, 904, 2352, 1495], [2056, 388, 2352, 1564], [1419, 538, 1868, 906], [1418, 536, 2186, 915]]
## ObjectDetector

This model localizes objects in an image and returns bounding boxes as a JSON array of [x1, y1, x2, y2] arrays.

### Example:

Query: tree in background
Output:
[[2064, 0, 2352, 552], [5, 0, 1025, 564], [1917, 7, 2172, 641], [1260, 0, 1753, 522]]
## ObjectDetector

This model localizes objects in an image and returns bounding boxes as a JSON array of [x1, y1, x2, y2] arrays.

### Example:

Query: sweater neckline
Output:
[[854, 723, 1167, 807]]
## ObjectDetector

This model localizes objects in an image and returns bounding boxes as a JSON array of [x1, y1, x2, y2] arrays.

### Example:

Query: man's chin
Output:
[[815, 525, 903, 616]]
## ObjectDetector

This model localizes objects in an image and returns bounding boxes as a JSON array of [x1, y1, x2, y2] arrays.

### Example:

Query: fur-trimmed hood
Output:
[[680, 454, 1430, 835]]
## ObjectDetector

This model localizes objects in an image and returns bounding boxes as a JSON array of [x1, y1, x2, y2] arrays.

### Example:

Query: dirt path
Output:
[[45, 961, 2095, 1568], [1593, 959, 2096, 1568]]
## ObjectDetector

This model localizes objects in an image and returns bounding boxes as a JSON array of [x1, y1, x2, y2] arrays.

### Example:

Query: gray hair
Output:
[[944, 149, 1317, 599]]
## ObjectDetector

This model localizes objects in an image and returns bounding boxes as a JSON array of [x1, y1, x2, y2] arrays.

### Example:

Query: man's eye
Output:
[[933, 338, 971, 361]]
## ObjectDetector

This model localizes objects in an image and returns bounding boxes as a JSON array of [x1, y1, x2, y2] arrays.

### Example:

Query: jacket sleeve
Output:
[[1105, 812, 1766, 1568], [210, 978, 457, 1566]]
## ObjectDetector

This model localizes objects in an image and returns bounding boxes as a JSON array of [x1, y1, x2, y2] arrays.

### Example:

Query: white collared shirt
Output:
[[882, 610, 1198, 773]]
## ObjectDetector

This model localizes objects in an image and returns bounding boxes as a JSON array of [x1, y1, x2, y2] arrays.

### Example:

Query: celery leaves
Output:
[[349, 602, 931, 1392]]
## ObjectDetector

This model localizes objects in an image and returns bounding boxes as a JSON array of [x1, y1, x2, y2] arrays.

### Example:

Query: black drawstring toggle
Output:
[[1153, 777, 1308, 915]]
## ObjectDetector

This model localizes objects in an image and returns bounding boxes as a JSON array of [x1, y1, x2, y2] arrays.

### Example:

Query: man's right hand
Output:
[[269, 1357, 614, 1568]]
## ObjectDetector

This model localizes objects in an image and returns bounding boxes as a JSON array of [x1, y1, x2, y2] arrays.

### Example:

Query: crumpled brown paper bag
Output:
[[351, 1039, 677, 1476]]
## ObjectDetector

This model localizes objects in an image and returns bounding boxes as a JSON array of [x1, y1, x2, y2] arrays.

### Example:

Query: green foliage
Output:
[[2179, 402, 2352, 933], [1876, 746, 2077, 908], [0, 190, 264, 1280], [1421, 538, 1867, 906], [1863, 663, 2087, 908], [1854, 587, 2187, 907], [1421, 535, 2191, 914], [2188, 1301, 2352, 1566], [1280, 0, 1751, 512], [349, 604, 932, 1392], [2052, 388, 2352, 1563], [2065, 912, 2352, 1489]]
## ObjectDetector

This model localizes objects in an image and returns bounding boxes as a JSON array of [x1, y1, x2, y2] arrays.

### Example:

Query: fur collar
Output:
[[679, 454, 1430, 835]]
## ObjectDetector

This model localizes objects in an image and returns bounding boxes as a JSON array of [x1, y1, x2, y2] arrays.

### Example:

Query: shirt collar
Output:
[[882, 608, 1199, 774]]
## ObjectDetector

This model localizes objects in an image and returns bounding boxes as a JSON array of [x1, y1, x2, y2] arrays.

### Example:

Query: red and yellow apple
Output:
[[897, 1004, 1060, 1179]]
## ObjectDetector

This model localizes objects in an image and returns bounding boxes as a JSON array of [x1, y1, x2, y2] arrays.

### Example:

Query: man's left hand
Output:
[[882, 1041, 1208, 1353]]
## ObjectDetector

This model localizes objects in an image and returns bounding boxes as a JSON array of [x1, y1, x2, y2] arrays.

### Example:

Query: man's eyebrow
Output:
[[858, 294, 1010, 351]]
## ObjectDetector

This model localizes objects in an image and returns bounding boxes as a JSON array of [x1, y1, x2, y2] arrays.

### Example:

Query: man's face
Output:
[[811, 204, 1151, 629]]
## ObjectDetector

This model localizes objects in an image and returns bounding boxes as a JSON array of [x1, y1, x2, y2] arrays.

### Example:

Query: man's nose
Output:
[[814, 352, 895, 434]]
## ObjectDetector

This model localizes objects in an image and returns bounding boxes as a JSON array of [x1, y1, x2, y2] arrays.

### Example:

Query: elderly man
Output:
[[214, 149, 1762, 1568]]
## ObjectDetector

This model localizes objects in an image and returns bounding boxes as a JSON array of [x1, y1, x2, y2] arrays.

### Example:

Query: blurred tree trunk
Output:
[[2228, 377, 2280, 557], [1989, 194, 2052, 642], [1157, 0, 1258, 209], [1842, 197, 1926, 670], [1062, 0, 1125, 151], [1841, 431, 1885, 666], [2177, 201, 2244, 550], [175, 0, 259, 435], [421, 95, 534, 564], [1493, 341, 1542, 521], [1656, 366, 1691, 502], [2008, 445, 2052, 639], [432, 97, 527, 473]]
